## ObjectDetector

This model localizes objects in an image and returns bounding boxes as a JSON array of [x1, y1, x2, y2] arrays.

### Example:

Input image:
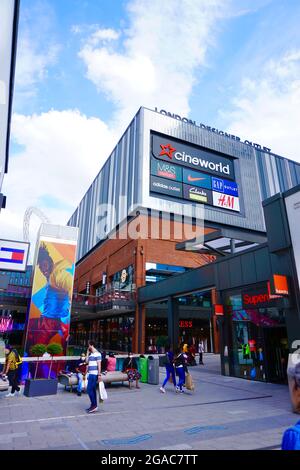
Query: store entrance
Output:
[[263, 326, 288, 384]]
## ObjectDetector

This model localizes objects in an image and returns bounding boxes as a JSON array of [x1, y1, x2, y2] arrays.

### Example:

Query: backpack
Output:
[[12, 349, 23, 366], [161, 353, 171, 367], [281, 421, 300, 450]]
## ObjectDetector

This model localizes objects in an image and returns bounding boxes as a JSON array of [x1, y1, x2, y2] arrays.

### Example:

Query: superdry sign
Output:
[[152, 133, 235, 180]]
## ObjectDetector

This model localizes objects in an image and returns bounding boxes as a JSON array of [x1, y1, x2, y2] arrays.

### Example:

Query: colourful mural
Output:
[[24, 239, 77, 355]]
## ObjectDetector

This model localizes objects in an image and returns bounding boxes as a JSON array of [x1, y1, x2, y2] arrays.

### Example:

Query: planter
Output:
[[24, 378, 58, 397]]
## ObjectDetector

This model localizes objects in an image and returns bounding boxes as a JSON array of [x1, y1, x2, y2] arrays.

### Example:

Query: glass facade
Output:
[[145, 291, 213, 353], [0, 267, 32, 353], [224, 286, 288, 383], [70, 314, 135, 353]]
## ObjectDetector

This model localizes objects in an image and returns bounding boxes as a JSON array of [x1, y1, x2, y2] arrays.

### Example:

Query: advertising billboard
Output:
[[0, 238, 30, 272], [0, 0, 19, 192], [24, 225, 78, 355], [285, 189, 300, 292], [150, 131, 240, 212], [152, 132, 235, 180]]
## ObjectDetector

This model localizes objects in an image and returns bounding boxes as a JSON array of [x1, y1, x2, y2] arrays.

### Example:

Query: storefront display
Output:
[[225, 286, 288, 383], [70, 314, 134, 353]]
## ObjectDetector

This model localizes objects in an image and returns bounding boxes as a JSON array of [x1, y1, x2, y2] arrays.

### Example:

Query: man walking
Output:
[[86, 341, 102, 413]]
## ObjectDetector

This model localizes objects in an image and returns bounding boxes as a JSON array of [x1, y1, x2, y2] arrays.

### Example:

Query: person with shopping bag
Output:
[[174, 347, 188, 393], [86, 341, 102, 413]]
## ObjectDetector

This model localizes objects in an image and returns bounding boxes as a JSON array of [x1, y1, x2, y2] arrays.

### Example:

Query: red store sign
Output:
[[179, 320, 193, 328]]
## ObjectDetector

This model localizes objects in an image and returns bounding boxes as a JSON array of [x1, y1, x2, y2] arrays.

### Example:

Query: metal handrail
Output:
[[0, 353, 158, 365]]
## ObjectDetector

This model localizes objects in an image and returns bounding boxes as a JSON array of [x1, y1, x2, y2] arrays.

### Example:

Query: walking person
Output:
[[198, 340, 205, 365], [174, 347, 187, 393], [160, 345, 176, 393], [86, 341, 102, 413], [1, 345, 21, 397]]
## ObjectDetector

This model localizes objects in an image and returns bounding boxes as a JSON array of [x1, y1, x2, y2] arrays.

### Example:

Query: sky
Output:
[[1, 0, 300, 259]]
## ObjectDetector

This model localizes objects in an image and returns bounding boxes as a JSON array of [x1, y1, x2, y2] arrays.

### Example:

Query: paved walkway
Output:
[[0, 354, 297, 450]]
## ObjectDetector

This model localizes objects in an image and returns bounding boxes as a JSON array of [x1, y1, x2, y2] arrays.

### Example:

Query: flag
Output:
[[0, 247, 25, 264]]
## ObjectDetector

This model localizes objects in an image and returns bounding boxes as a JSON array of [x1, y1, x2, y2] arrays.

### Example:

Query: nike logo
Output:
[[187, 175, 206, 182]]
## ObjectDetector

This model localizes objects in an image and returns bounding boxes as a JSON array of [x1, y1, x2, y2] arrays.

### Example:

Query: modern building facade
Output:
[[68, 107, 300, 355], [0, 0, 20, 209], [138, 185, 300, 384]]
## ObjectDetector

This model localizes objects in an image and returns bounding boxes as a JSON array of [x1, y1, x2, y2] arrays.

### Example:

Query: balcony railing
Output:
[[72, 289, 136, 312]]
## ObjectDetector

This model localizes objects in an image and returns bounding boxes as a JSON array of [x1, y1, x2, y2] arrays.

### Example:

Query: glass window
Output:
[[224, 288, 288, 384]]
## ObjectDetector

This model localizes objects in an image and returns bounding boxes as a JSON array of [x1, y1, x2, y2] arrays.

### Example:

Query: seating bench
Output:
[[0, 378, 9, 392], [58, 371, 129, 392]]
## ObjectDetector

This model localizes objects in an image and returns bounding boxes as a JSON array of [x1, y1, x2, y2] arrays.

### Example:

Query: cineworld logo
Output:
[[160, 143, 230, 176]]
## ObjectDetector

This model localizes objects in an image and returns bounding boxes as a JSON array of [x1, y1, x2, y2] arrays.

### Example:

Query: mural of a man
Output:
[[26, 242, 74, 353]]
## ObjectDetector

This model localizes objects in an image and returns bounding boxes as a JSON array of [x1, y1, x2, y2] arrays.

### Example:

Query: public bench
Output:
[[58, 370, 129, 392], [0, 378, 9, 392]]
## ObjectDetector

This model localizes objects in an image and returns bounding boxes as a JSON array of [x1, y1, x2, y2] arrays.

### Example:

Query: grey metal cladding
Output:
[[68, 107, 300, 261], [67, 110, 142, 260]]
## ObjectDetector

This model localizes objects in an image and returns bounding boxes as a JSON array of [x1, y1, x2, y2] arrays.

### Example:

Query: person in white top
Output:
[[86, 341, 102, 413], [198, 340, 205, 365]]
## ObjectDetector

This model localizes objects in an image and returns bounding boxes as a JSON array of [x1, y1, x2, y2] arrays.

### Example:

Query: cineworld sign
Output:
[[154, 107, 271, 153], [152, 132, 235, 180], [150, 132, 241, 212]]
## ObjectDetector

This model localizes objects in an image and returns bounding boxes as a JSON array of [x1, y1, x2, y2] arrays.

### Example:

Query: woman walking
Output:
[[160, 346, 176, 393], [1, 345, 21, 397], [174, 347, 187, 393]]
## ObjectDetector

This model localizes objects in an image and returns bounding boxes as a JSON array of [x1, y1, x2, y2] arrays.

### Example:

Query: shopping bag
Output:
[[98, 381, 108, 400], [185, 372, 195, 391]]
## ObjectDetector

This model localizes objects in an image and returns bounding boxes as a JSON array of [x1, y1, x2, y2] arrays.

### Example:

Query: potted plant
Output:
[[23, 343, 59, 397], [46, 343, 64, 377]]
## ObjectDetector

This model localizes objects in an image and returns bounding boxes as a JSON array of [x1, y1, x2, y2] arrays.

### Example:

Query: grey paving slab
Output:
[[0, 354, 298, 450]]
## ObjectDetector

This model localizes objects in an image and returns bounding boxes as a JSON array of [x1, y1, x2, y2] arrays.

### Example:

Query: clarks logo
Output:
[[158, 142, 231, 176], [159, 143, 176, 159]]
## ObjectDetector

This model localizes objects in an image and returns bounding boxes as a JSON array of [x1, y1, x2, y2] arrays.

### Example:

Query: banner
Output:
[[0, 238, 30, 272], [24, 228, 77, 356]]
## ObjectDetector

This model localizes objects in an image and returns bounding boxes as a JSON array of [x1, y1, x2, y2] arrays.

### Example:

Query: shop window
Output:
[[225, 290, 288, 384]]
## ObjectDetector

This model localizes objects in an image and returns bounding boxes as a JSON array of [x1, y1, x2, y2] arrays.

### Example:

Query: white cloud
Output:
[[15, 36, 59, 92], [78, 0, 230, 130], [89, 28, 120, 45], [0, 110, 115, 259], [223, 50, 300, 161]]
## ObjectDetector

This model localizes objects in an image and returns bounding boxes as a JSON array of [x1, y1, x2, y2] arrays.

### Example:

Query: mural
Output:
[[24, 239, 77, 355]]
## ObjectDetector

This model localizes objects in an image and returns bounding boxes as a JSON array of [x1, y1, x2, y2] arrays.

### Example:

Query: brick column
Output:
[[134, 240, 146, 353]]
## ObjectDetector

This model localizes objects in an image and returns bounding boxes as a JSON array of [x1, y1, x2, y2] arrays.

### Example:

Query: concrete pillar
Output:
[[167, 297, 179, 351]]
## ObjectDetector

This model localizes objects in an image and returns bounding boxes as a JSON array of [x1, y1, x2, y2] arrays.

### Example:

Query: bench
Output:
[[58, 371, 129, 392], [0, 378, 9, 392]]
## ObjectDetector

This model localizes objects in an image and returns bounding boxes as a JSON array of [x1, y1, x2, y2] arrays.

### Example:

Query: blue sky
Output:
[[1, 0, 300, 249]]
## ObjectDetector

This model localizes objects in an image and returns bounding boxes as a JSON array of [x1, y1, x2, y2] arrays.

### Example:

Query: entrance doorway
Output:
[[263, 326, 288, 383]]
